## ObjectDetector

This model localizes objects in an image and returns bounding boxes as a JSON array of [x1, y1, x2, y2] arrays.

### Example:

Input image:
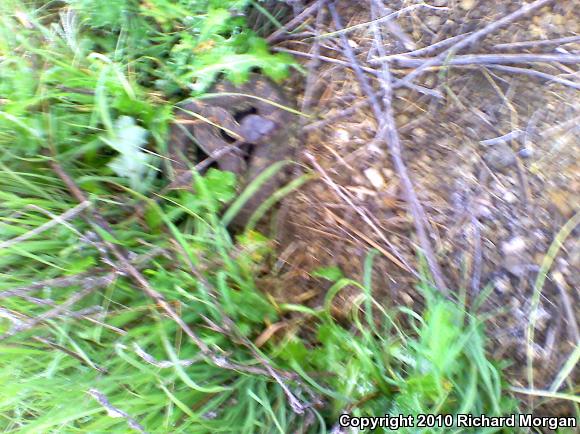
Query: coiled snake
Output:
[[168, 74, 298, 226]]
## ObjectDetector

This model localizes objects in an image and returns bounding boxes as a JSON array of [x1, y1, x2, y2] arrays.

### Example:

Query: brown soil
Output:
[[267, 0, 579, 417]]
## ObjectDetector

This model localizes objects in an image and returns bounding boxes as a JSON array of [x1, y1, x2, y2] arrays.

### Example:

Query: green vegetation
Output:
[[1, 1, 518, 432]]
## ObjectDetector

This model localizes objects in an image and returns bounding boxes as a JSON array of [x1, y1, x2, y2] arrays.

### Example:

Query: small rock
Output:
[[494, 275, 511, 294], [474, 197, 494, 220], [460, 0, 476, 11], [382, 168, 394, 179], [364, 168, 385, 190], [396, 114, 409, 125], [483, 143, 516, 172], [502, 236, 526, 256], [502, 236, 529, 276], [503, 191, 518, 204], [412, 127, 427, 141], [347, 39, 359, 49], [425, 16, 441, 30], [335, 129, 350, 142], [517, 147, 534, 158]]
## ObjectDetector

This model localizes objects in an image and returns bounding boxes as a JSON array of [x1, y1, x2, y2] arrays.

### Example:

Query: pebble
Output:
[[364, 168, 385, 190], [517, 147, 534, 158], [412, 127, 427, 141], [347, 39, 359, 50], [460, 0, 476, 11], [483, 143, 516, 172], [396, 114, 409, 125], [502, 236, 529, 276], [335, 129, 350, 142], [381, 168, 394, 179], [494, 275, 511, 294], [503, 191, 518, 204], [425, 16, 441, 30]]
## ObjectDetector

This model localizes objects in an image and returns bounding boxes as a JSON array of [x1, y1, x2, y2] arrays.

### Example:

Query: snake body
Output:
[[168, 74, 298, 226]]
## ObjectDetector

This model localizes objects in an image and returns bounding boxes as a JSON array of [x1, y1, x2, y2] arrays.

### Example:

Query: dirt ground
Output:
[[265, 0, 579, 416]]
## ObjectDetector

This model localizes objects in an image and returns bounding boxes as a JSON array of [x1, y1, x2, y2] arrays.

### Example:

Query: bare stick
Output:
[[88, 389, 148, 433], [267, 1, 320, 43], [484, 64, 580, 91], [377, 32, 473, 60], [0, 248, 166, 299], [171, 240, 308, 413], [386, 53, 580, 67], [301, 0, 327, 113], [33, 336, 108, 373], [554, 281, 580, 344], [1, 272, 102, 299], [131, 342, 202, 368], [321, 3, 448, 39], [377, 5, 416, 50], [398, 0, 555, 86], [1, 284, 104, 338], [0, 201, 90, 249], [494, 35, 580, 50], [386, 53, 580, 68], [480, 129, 524, 146]]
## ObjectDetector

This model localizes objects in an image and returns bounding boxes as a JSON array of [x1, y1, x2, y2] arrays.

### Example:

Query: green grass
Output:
[[0, 1, 522, 432]]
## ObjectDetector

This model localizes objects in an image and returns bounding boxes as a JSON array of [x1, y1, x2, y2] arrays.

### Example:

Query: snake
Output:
[[168, 74, 298, 226]]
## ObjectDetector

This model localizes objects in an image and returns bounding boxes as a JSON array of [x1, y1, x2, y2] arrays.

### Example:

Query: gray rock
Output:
[[484, 143, 516, 172]]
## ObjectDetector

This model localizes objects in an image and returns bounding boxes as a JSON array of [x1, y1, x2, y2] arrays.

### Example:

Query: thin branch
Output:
[[0, 201, 91, 249], [480, 129, 524, 146], [554, 281, 580, 344], [33, 336, 108, 374], [88, 389, 148, 433], [1, 284, 105, 338], [376, 5, 416, 50], [267, 1, 320, 43], [0, 248, 165, 299], [131, 342, 202, 368], [320, 3, 448, 39], [484, 64, 580, 91], [301, 0, 327, 114], [171, 239, 309, 413], [386, 53, 580, 67], [493, 35, 580, 50], [376, 32, 473, 60]]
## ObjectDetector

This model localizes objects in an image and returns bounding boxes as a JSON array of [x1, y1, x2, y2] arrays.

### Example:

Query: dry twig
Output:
[[0, 201, 91, 249], [267, 1, 320, 43], [387, 53, 580, 67], [88, 389, 147, 433], [493, 35, 580, 51]]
